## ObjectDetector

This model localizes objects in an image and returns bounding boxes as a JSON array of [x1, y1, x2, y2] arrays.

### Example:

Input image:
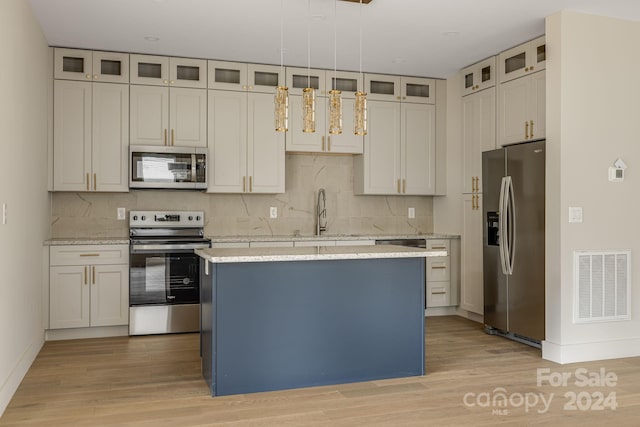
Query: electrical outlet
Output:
[[117, 207, 126, 220], [2, 203, 6, 225], [270, 207, 278, 219], [408, 207, 415, 219]]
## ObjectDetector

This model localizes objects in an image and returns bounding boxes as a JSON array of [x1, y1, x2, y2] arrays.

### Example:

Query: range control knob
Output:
[[141, 215, 146, 221], [188, 216, 193, 221], [133, 215, 138, 221], [196, 215, 201, 221]]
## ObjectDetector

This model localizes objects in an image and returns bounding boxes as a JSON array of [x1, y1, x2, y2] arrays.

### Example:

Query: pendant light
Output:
[[354, 0, 367, 136], [328, 0, 343, 135], [275, 0, 289, 132], [302, 0, 316, 133]]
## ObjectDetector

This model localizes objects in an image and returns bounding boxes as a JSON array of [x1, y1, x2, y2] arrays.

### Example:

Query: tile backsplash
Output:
[[51, 154, 434, 238]]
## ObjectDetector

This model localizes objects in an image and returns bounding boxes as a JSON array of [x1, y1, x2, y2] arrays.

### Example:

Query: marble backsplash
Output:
[[51, 154, 434, 238]]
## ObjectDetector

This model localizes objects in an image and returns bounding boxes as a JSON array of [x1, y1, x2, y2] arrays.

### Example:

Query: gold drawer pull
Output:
[[431, 246, 447, 250], [328, 136, 331, 152], [92, 266, 95, 284], [249, 176, 253, 192], [243, 176, 246, 192], [80, 253, 100, 257], [432, 291, 447, 295], [86, 173, 89, 191], [84, 266, 88, 285], [397, 179, 401, 194], [171, 129, 175, 146], [431, 265, 447, 269], [403, 179, 406, 194], [164, 129, 168, 146], [93, 173, 97, 191]]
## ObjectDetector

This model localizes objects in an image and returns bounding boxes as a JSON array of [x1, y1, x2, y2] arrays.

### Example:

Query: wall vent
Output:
[[574, 251, 630, 323]]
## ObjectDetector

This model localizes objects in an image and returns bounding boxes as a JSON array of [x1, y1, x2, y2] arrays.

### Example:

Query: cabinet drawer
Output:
[[427, 257, 450, 282], [427, 239, 450, 252], [427, 281, 451, 308], [50, 244, 129, 266]]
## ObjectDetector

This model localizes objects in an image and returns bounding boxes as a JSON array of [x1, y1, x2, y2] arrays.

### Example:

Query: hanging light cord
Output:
[[307, 0, 311, 87], [280, 0, 284, 70], [359, 0, 363, 75], [333, 0, 337, 80]]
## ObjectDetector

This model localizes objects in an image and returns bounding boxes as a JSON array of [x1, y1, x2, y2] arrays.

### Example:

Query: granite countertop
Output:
[[195, 244, 447, 264], [44, 237, 130, 246], [207, 233, 459, 243]]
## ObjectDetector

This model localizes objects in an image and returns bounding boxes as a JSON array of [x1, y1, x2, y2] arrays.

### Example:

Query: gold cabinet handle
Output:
[[322, 136, 325, 151], [242, 85, 248, 90], [93, 173, 97, 191], [93, 74, 98, 80], [328, 136, 331, 152], [170, 80, 175, 85], [243, 176, 246, 192], [432, 290, 447, 295], [163, 79, 168, 85], [249, 176, 253, 192], [403, 179, 406, 194], [525, 67, 529, 72], [86, 74, 91, 80], [84, 266, 88, 285], [475, 176, 479, 192], [80, 253, 100, 257], [397, 179, 401, 194], [431, 246, 447, 250], [164, 129, 168, 146], [171, 129, 175, 146], [431, 265, 447, 269], [396, 96, 401, 100], [86, 173, 90, 191], [525, 121, 529, 139], [92, 266, 95, 285], [530, 120, 534, 138], [530, 65, 534, 71]]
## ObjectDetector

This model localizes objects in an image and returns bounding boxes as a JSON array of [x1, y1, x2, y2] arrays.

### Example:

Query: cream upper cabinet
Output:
[[461, 57, 496, 96], [354, 85, 437, 195], [130, 85, 206, 147], [462, 87, 496, 194], [498, 36, 546, 83], [54, 48, 129, 84], [286, 68, 363, 154], [326, 71, 363, 99], [461, 193, 484, 315], [208, 61, 284, 93], [497, 70, 545, 146], [53, 80, 129, 192], [365, 74, 435, 104], [207, 90, 284, 194], [130, 55, 206, 88], [49, 245, 129, 330], [286, 67, 326, 96]]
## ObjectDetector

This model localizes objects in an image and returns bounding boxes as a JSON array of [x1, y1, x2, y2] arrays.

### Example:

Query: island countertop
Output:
[[195, 244, 446, 264]]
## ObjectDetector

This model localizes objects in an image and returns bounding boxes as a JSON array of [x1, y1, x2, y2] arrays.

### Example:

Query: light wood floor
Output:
[[2, 316, 640, 426]]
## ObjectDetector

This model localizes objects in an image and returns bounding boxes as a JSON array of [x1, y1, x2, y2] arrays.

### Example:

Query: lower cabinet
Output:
[[461, 194, 484, 314], [425, 239, 458, 308], [49, 245, 129, 329]]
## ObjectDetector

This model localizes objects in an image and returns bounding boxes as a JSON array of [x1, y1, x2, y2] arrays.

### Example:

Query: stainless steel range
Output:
[[129, 211, 210, 335]]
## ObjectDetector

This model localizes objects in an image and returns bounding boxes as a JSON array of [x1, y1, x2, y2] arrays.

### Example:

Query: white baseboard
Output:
[[45, 325, 129, 341], [0, 333, 44, 417], [455, 308, 483, 323], [543, 337, 640, 364], [425, 306, 458, 317]]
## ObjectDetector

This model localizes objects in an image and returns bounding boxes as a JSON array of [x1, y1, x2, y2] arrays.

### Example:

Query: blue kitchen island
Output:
[[196, 245, 445, 397]]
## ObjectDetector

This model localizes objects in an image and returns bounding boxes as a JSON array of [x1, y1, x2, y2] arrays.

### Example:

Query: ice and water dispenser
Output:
[[487, 212, 500, 246]]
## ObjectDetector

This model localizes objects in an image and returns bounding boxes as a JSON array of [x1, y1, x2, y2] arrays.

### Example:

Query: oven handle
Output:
[[131, 243, 211, 252]]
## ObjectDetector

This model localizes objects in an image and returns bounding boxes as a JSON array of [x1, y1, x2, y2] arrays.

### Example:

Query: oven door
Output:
[[129, 242, 209, 306]]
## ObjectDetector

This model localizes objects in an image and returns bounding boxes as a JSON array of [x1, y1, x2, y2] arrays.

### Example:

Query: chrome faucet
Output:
[[316, 188, 327, 236]]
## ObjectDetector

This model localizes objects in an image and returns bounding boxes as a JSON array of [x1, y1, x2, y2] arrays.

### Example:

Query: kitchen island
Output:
[[196, 245, 446, 397]]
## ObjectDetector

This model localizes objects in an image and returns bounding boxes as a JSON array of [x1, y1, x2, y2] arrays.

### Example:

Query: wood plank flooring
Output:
[[2, 316, 640, 426]]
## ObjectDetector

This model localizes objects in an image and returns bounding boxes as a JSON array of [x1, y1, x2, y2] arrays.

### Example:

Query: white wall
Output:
[[544, 11, 640, 363], [0, 0, 50, 415]]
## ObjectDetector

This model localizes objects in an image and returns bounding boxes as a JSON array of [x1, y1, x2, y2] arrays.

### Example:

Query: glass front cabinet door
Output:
[[498, 36, 546, 83], [462, 56, 496, 96], [55, 48, 129, 83]]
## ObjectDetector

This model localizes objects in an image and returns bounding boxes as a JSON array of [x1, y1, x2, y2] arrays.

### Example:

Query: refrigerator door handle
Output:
[[498, 177, 509, 275], [506, 176, 516, 275]]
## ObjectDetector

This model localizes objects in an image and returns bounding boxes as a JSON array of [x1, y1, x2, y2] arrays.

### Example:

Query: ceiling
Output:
[[27, 0, 640, 79]]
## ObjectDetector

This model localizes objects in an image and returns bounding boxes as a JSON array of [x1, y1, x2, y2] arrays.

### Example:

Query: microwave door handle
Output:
[[191, 154, 197, 183]]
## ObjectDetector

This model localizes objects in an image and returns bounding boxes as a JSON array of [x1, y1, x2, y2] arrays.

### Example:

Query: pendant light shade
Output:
[[354, 0, 367, 135], [302, 87, 316, 133], [328, 89, 343, 135], [275, 85, 289, 132], [275, 0, 288, 133], [354, 90, 367, 135]]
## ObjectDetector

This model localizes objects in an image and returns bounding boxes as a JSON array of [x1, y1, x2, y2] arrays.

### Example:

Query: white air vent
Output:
[[574, 251, 630, 323]]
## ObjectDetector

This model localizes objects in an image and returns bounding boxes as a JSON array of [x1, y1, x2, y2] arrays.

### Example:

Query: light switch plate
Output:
[[270, 207, 278, 219], [569, 207, 583, 223], [408, 207, 415, 219], [117, 207, 126, 220]]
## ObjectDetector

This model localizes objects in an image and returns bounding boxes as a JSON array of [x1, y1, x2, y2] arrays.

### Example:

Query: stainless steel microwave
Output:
[[129, 146, 207, 190]]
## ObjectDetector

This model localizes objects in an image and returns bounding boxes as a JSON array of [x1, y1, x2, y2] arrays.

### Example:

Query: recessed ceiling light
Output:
[[311, 14, 325, 21], [392, 58, 407, 64], [442, 31, 461, 37], [144, 36, 160, 42]]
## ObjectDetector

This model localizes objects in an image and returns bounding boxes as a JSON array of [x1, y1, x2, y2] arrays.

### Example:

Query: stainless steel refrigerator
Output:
[[482, 140, 545, 345]]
